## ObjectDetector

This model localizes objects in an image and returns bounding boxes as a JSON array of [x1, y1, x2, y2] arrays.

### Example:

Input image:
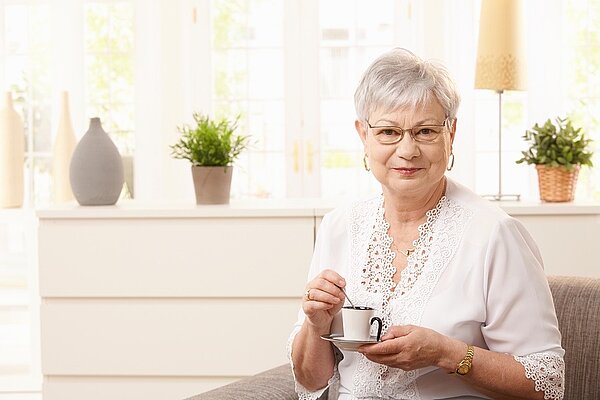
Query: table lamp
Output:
[[475, 0, 527, 201]]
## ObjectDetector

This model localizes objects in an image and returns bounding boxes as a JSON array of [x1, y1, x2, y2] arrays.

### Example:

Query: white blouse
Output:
[[288, 179, 565, 400]]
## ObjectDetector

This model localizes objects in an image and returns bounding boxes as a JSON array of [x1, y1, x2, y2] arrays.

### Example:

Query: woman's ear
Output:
[[450, 118, 457, 144], [355, 119, 367, 145]]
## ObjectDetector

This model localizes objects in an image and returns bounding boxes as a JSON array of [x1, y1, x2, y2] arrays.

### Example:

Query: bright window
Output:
[[564, 0, 600, 200], [84, 1, 135, 156], [3, 2, 52, 207], [318, 0, 397, 198], [211, 0, 286, 199]]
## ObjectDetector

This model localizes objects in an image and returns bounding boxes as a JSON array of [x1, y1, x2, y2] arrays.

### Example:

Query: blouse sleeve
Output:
[[482, 217, 565, 400], [286, 212, 340, 400]]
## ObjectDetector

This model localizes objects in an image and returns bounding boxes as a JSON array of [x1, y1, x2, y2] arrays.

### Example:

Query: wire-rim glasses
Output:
[[366, 117, 450, 144]]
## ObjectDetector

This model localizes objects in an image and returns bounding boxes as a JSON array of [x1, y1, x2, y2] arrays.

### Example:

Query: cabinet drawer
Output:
[[41, 298, 300, 376], [44, 376, 239, 400], [39, 217, 314, 297]]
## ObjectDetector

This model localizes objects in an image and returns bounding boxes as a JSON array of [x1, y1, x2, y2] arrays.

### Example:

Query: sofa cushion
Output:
[[185, 364, 297, 400], [548, 275, 600, 400]]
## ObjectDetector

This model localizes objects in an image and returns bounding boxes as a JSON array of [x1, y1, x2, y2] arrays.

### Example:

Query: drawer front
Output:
[[41, 298, 301, 376], [39, 217, 314, 297], [44, 376, 239, 400]]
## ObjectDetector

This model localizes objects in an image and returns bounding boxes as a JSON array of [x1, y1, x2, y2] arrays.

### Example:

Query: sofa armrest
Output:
[[185, 364, 304, 400]]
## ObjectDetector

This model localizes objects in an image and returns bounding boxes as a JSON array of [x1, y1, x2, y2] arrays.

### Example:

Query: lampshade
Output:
[[475, 0, 526, 91]]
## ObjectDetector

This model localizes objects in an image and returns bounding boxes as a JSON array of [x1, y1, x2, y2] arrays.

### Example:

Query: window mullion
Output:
[[283, 0, 303, 197], [298, 0, 320, 197]]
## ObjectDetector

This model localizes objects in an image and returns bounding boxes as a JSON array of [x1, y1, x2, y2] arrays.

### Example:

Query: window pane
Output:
[[232, 151, 285, 199], [320, 99, 358, 151], [212, 0, 249, 48], [4, 3, 52, 207], [211, 0, 284, 198], [247, 0, 283, 47], [84, 2, 135, 156], [5, 3, 52, 154], [565, 0, 600, 199], [318, 1, 395, 198], [248, 101, 285, 152], [32, 156, 51, 207], [248, 49, 283, 99], [355, 1, 394, 45], [4, 5, 29, 55], [213, 49, 248, 100]]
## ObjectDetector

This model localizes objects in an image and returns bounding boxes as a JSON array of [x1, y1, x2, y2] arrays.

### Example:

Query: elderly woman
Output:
[[288, 48, 565, 400]]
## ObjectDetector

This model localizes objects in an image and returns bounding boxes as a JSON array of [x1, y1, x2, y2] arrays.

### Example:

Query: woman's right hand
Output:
[[302, 269, 347, 333]]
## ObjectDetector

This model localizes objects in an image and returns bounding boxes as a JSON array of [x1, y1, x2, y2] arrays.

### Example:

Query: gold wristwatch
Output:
[[454, 344, 474, 375]]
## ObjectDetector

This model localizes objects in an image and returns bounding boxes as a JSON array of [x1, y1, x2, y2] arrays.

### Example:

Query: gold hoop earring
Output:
[[447, 152, 455, 171], [363, 153, 370, 171]]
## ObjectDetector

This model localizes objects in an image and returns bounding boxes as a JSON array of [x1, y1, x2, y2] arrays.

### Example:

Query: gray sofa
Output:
[[187, 276, 600, 400]]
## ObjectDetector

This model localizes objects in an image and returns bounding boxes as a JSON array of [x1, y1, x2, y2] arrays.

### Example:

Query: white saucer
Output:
[[320, 334, 380, 352]]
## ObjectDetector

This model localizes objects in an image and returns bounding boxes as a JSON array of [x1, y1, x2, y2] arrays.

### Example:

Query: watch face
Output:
[[457, 363, 470, 375]]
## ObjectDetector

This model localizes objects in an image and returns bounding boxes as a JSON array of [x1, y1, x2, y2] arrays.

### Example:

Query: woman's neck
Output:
[[383, 178, 447, 224]]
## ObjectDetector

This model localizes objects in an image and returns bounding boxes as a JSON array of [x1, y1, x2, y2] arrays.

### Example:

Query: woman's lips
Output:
[[392, 167, 422, 176]]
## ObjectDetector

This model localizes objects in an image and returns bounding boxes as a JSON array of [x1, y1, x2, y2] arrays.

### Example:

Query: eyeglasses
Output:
[[366, 118, 449, 144]]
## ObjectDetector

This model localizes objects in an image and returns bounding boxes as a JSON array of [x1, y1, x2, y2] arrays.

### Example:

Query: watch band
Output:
[[452, 344, 474, 375]]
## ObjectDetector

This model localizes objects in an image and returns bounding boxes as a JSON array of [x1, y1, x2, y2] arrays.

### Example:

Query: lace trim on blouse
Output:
[[348, 194, 472, 399], [514, 351, 565, 400]]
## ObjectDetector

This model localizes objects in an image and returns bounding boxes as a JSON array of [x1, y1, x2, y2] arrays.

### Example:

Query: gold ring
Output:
[[304, 289, 311, 300]]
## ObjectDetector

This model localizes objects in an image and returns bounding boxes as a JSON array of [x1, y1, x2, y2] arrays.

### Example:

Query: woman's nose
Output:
[[394, 135, 421, 159]]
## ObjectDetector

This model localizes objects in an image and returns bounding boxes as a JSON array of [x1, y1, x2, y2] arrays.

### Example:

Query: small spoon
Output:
[[337, 285, 356, 308]]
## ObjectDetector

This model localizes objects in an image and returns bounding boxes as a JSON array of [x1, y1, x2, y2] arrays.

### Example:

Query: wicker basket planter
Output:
[[535, 164, 580, 202]]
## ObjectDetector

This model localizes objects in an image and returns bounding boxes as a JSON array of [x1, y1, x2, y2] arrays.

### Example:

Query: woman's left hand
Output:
[[358, 325, 451, 371]]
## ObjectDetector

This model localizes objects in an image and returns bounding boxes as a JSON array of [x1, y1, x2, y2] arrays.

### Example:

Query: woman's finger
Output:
[[360, 338, 403, 355], [318, 269, 346, 288], [305, 287, 341, 305]]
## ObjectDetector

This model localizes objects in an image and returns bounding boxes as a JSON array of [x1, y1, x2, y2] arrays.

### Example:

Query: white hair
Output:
[[354, 48, 460, 123]]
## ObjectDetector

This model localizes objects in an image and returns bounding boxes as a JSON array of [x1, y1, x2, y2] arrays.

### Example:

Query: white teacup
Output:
[[342, 306, 383, 341]]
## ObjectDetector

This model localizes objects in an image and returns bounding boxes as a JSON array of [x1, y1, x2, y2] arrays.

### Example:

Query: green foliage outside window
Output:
[[85, 2, 135, 155]]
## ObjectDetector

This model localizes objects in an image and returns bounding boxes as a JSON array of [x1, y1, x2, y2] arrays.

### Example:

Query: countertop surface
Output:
[[33, 198, 600, 219]]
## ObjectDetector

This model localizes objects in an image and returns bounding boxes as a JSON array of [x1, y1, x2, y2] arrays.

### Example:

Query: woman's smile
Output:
[[391, 167, 423, 177]]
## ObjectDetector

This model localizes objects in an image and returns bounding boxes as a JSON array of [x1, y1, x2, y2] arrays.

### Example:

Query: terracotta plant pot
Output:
[[191, 166, 233, 205], [535, 164, 580, 202]]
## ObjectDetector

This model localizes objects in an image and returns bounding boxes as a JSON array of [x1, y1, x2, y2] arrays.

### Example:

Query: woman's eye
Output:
[[416, 128, 433, 136], [381, 129, 399, 136]]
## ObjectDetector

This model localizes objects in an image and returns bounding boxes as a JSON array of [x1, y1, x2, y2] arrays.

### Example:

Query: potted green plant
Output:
[[171, 113, 250, 204], [516, 116, 593, 202]]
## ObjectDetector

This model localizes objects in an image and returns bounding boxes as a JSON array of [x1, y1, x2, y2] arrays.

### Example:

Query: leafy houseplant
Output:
[[171, 113, 250, 204], [516, 116, 594, 202]]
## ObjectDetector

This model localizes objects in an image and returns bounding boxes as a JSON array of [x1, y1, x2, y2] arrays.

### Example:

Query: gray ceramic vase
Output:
[[69, 117, 124, 206]]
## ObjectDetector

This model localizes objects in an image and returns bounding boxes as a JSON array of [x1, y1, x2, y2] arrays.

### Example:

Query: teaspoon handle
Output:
[[338, 285, 356, 308]]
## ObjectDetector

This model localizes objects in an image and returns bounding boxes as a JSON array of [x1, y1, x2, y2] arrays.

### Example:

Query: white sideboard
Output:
[[37, 203, 319, 400], [37, 200, 600, 400]]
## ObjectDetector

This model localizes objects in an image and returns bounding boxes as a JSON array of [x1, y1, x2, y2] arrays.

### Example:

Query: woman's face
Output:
[[355, 98, 456, 199]]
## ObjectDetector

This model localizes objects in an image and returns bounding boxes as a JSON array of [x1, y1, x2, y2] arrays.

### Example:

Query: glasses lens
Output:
[[372, 127, 403, 143], [413, 125, 443, 142]]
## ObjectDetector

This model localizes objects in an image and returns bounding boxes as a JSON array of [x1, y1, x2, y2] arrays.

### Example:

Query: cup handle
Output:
[[370, 317, 383, 341]]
